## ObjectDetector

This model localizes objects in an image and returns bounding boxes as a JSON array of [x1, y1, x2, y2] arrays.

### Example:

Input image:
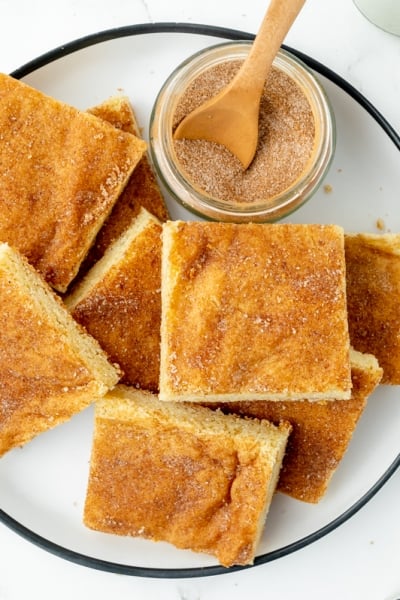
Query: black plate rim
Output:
[[2, 21, 400, 579]]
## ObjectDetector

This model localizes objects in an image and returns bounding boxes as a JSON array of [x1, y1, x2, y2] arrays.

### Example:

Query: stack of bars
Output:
[[67, 216, 387, 566], [1, 73, 398, 568], [0, 75, 149, 457]]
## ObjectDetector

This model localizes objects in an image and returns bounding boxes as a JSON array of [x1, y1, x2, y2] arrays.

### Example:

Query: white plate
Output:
[[1, 23, 399, 578]]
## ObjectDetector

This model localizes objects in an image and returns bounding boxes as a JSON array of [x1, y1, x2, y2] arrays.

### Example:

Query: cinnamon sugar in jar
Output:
[[150, 43, 335, 223]]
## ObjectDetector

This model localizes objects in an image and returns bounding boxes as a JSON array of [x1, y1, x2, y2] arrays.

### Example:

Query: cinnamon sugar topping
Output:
[[173, 61, 316, 204]]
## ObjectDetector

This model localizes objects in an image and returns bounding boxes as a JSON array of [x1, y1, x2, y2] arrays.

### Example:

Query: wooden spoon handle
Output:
[[235, 0, 306, 93]]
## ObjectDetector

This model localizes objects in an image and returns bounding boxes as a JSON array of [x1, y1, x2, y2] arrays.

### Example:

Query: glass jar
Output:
[[354, 0, 400, 36], [150, 42, 336, 223]]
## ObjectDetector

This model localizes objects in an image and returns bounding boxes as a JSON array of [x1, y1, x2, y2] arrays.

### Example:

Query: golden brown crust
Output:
[[88, 96, 137, 133], [83, 386, 291, 567], [66, 209, 162, 392], [84, 96, 169, 269], [0, 75, 146, 292], [210, 349, 382, 503], [0, 243, 120, 457], [345, 233, 400, 384], [160, 221, 351, 402]]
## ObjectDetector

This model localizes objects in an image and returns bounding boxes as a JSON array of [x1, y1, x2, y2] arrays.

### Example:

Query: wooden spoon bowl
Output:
[[173, 0, 306, 169]]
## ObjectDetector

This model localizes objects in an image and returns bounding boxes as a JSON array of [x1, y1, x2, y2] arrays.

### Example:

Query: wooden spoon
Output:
[[173, 0, 306, 169]]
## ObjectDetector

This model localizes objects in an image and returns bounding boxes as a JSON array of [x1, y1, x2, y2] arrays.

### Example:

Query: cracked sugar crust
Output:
[[160, 221, 351, 402]]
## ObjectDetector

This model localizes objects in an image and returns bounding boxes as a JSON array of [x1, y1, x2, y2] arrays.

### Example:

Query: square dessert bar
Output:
[[66, 208, 162, 393], [345, 232, 400, 384], [213, 348, 382, 503], [83, 95, 169, 270], [0, 74, 146, 292], [160, 221, 351, 402], [0, 243, 119, 458], [83, 386, 291, 567]]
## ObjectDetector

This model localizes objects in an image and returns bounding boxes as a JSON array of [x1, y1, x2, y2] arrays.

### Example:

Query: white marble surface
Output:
[[0, 1, 399, 598]]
